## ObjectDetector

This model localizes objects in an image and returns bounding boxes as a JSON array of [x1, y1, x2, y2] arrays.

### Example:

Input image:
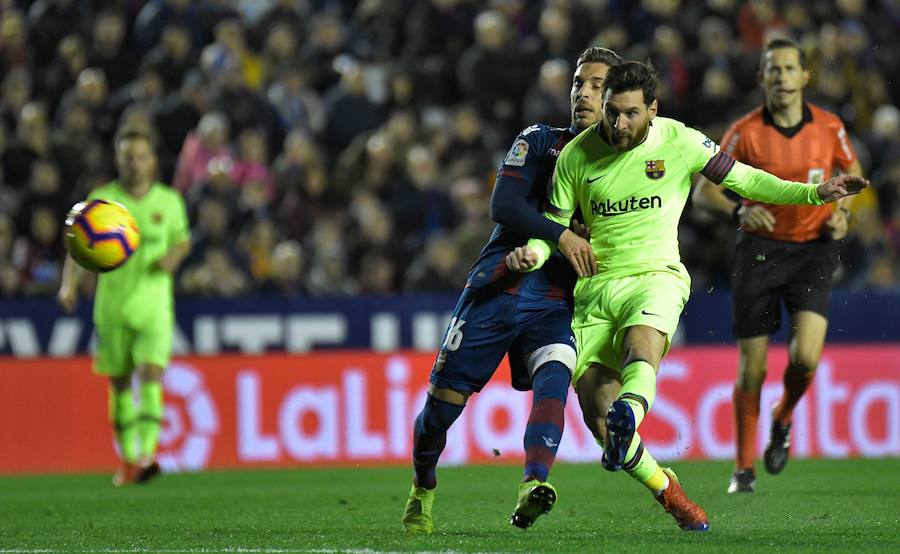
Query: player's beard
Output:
[[610, 118, 651, 151], [120, 171, 153, 192]]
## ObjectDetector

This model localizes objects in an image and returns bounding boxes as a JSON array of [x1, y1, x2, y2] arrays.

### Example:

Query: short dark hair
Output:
[[115, 128, 156, 151], [601, 60, 659, 105], [760, 38, 807, 70], [576, 47, 622, 69]]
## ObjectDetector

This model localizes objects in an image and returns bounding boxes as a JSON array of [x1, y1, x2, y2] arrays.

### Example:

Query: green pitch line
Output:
[[1, 459, 898, 553]]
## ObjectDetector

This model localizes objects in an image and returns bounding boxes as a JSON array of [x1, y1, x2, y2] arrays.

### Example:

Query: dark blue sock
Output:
[[412, 394, 464, 489], [523, 361, 569, 482]]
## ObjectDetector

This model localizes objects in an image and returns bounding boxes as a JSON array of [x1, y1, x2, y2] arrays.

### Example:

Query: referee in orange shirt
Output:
[[693, 38, 863, 493]]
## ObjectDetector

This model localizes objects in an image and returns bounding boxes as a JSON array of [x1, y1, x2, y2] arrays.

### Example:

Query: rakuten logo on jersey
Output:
[[590, 195, 662, 217]]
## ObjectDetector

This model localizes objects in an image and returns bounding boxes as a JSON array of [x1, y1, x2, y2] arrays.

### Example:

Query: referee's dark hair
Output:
[[760, 38, 808, 70], [601, 60, 660, 106], [576, 47, 623, 69]]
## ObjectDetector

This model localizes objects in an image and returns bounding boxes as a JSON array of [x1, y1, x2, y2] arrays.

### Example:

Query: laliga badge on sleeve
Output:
[[504, 138, 529, 167]]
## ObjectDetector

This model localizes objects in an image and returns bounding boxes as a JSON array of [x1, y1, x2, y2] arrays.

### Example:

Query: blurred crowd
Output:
[[0, 0, 898, 299]]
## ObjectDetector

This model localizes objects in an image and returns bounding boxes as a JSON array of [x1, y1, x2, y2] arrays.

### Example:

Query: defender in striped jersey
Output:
[[507, 60, 867, 531], [401, 47, 623, 534]]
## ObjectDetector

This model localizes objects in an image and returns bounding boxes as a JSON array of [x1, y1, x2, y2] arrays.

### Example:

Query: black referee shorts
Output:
[[731, 231, 840, 339]]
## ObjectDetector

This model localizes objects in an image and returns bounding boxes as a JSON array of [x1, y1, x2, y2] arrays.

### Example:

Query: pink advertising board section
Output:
[[1, 347, 897, 474]]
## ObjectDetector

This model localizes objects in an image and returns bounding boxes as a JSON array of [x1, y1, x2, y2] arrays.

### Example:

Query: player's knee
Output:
[[109, 376, 130, 392], [788, 353, 819, 376], [136, 364, 164, 382], [427, 385, 470, 406], [416, 393, 465, 435], [527, 343, 575, 396], [738, 350, 768, 389], [737, 366, 766, 391]]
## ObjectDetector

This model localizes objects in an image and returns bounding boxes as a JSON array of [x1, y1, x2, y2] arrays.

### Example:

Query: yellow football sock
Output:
[[619, 360, 657, 428], [109, 386, 138, 463], [623, 432, 669, 495], [137, 380, 164, 460]]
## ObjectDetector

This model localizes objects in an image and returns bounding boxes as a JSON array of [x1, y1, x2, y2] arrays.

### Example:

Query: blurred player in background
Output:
[[507, 60, 867, 531], [401, 47, 622, 534], [692, 39, 862, 493], [57, 129, 191, 486]]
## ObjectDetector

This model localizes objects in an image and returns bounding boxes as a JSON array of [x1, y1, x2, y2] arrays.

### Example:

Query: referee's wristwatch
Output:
[[732, 203, 744, 223]]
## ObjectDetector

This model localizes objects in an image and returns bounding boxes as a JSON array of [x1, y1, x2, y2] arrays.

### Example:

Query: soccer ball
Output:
[[64, 200, 141, 272]]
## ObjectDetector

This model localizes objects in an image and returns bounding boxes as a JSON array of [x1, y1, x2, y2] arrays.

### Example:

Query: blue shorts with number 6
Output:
[[430, 287, 576, 393]]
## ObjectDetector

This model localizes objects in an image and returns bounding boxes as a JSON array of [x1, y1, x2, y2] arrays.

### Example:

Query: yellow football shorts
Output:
[[571, 270, 690, 387], [93, 318, 173, 376]]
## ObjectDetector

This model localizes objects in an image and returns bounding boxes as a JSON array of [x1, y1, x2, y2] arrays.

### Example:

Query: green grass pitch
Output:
[[2, 459, 898, 553]]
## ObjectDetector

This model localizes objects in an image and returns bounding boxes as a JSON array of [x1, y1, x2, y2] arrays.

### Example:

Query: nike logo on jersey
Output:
[[586, 174, 606, 183], [542, 436, 559, 448], [641, 310, 660, 316]]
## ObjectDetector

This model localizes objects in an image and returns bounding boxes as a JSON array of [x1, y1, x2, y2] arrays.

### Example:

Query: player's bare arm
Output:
[[57, 254, 89, 313], [155, 240, 192, 274], [507, 219, 592, 273], [558, 228, 597, 277]]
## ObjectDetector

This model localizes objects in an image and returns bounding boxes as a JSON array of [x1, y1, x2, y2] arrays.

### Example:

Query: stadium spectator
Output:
[[27, 0, 89, 68], [143, 24, 196, 93], [14, 203, 63, 295], [238, 217, 277, 285], [523, 59, 573, 130], [297, 10, 346, 93], [266, 63, 324, 134], [274, 131, 332, 241], [51, 101, 95, 189], [1, 9, 31, 73], [322, 58, 383, 159], [357, 252, 397, 295], [211, 18, 263, 91], [251, 0, 310, 48], [41, 35, 89, 113], [4, 102, 50, 188], [16, 159, 68, 229], [0, 68, 31, 132], [260, 23, 298, 86], [457, 10, 533, 138], [152, 70, 208, 159], [89, 10, 139, 92], [56, 68, 116, 141], [185, 195, 240, 267], [0, 213, 18, 297], [261, 239, 307, 296], [134, 0, 205, 54], [180, 245, 249, 297], [108, 65, 166, 124], [305, 216, 357, 296], [173, 111, 233, 193], [403, 232, 466, 292]]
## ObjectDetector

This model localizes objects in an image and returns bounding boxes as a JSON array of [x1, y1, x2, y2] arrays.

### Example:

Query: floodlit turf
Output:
[[2, 459, 898, 553]]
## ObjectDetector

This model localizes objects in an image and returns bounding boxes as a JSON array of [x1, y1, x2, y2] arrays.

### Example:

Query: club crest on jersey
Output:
[[645, 160, 666, 179], [504, 138, 529, 167]]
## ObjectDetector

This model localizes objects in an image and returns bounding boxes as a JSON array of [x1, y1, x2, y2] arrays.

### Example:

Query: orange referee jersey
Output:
[[721, 103, 857, 243]]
